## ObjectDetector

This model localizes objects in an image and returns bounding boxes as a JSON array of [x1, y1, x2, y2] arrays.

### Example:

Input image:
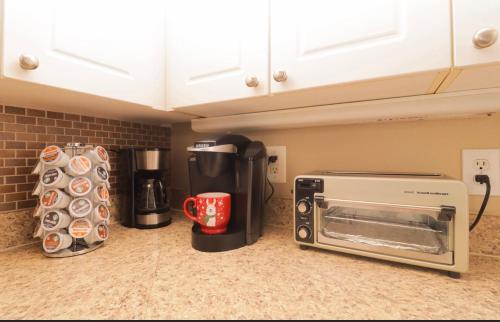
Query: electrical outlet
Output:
[[462, 149, 500, 196], [474, 159, 490, 172], [267, 146, 286, 183]]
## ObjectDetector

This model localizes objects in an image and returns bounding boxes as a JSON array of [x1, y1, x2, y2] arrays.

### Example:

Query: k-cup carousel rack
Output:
[[32, 143, 112, 258], [43, 241, 105, 258]]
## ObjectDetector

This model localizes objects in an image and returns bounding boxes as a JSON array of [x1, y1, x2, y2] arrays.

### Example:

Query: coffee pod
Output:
[[33, 203, 43, 218], [93, 204, 111, 224], [84, 223, 110, 245], [32, 161, 42, 175], [92, 166, 110, 186], [92, 185, 110, 205], [40, 189, 71, 210], [67, 177, 93, 197], [43, 231, 73, 254], [68, 218, 93, 239], [40, 145, 69, 168], [33, 222, 44, 239], [32, 182, 42, 196], [68, 198, 93, 218], [85, 146, 111, 170], [41, 210, 71, 232], [40, 168, 71, 189], [65, 155, 92, 176]]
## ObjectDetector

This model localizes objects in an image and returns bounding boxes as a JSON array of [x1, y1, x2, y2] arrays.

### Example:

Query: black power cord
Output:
[[265, 156, 278, 204], [469, 175, 491, 232], [265, 177, 275, 204]]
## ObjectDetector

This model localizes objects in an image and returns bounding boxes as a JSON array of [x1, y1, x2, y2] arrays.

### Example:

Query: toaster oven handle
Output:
[[315, 198, 456, 221], [314, 196, 328, 209], [438, 205, 456, 222]]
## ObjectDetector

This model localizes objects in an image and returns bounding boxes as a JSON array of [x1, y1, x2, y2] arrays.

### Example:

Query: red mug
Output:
[[183, 192, 231, 235]]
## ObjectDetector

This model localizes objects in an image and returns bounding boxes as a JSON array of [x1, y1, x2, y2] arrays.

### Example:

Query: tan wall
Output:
[[172, 113, 500, 216]]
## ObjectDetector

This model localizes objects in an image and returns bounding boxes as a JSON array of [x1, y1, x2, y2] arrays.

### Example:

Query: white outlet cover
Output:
[[267, 146, 286, 183], [462, 149, 500, 196]]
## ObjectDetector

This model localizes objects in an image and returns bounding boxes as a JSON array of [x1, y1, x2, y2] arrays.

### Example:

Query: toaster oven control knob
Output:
[[297, 226, 311, 240], [296, 200, 311, 215]]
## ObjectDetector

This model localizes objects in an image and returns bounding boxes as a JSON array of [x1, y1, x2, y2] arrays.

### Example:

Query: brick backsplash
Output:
[[0, 105, 171, 213]]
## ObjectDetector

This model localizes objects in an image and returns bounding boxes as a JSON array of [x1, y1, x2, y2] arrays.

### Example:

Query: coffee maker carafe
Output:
[[187, 134, 267, 252], [136, 178, 168, 213], [119, 148, 171, 229]]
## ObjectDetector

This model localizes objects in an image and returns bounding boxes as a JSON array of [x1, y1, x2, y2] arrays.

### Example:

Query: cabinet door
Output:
[[165, 0, 269, 109], [270, 0, 451, 94], [453, 0, 500, 67], [439, 0, 500, 93], [2, 0, 165, 108]]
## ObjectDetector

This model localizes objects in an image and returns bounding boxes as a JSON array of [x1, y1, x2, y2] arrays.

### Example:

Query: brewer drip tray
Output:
[[191, 224, 246, 253]]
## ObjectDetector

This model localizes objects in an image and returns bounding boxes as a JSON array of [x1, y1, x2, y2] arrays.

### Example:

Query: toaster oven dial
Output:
[[296, 200, 312, 216], [297, 226, 311, 240]]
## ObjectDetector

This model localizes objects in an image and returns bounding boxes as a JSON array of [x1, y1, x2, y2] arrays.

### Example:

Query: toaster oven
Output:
[[294, 172, 469, 276]]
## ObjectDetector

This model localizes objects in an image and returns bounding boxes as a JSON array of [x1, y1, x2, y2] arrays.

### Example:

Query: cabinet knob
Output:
[[273, 70, 288, 83], [473, 28, 498, 49], [19, 54, 40, 70], [245, 75, 259, 88]]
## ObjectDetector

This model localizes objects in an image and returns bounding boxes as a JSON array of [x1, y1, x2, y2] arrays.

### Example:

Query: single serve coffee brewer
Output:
[[186, 135, 267, 252]]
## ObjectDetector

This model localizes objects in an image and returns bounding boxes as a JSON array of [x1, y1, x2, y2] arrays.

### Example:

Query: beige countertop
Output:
[[1, 214, 499, 320]]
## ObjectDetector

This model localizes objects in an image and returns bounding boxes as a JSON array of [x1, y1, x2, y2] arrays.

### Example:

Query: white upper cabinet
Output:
[[453, 0, 500, 67], [2, 0, 166, 108], [438, 0, 500, 93], [165, 0, 270, 109], [270, 0, 451, 94]]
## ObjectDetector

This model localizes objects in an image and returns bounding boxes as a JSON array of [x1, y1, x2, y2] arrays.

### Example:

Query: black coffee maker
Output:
[[119, 148, 171, 229], [187, 134, 267, 252]]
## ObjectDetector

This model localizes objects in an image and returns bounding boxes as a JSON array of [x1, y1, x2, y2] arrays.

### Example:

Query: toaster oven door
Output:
[[316, 199, 454, 265]]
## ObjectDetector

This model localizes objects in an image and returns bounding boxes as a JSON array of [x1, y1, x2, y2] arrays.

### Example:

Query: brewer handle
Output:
[[183, 197, 199, 223]]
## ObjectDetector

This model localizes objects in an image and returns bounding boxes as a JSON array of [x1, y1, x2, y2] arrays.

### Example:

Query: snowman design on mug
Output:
[[204, 199, 217, 227]]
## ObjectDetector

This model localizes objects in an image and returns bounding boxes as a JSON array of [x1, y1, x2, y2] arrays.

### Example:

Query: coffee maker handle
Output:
[[183, 197, 199, 223]]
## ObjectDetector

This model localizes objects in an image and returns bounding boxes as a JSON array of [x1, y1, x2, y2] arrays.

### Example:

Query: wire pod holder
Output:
[[33, 143, 111, 258]]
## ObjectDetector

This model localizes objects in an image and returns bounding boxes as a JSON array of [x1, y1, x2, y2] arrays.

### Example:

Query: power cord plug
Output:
[[470, 174, 491, 232], [475, 174, 490, 185], [268, 155, 278, 164]]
